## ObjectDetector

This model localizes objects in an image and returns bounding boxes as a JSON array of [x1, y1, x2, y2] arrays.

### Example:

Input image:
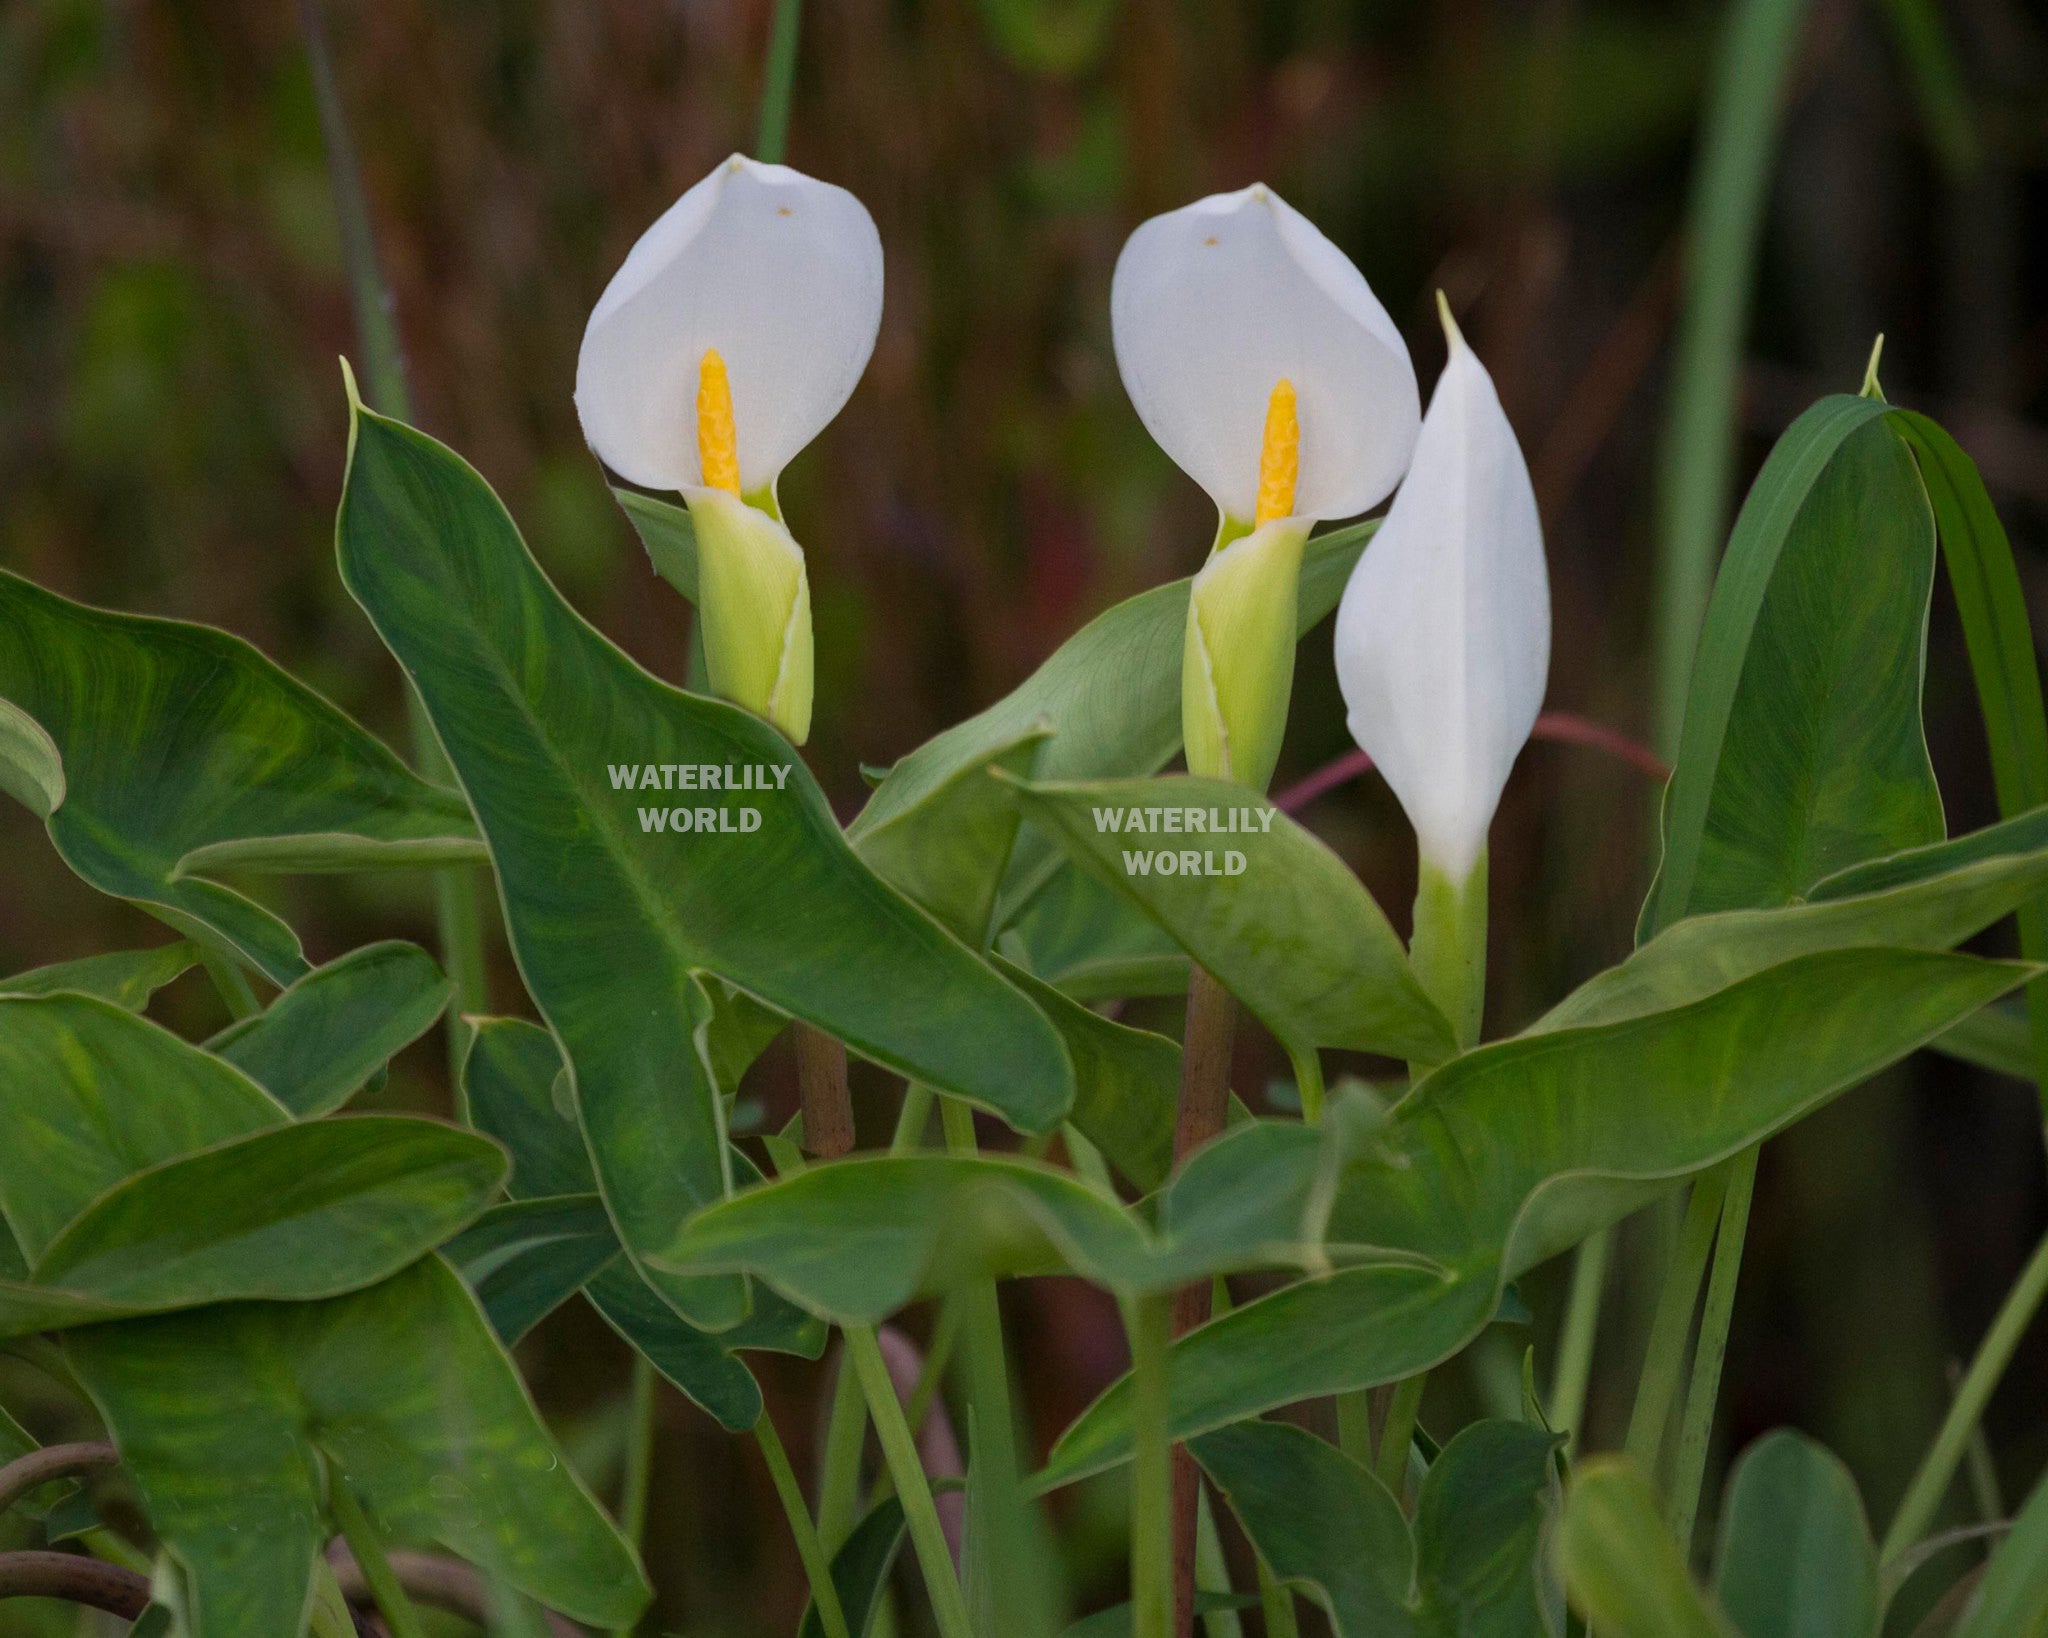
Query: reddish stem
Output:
[[1272, 710, 1670, 815]]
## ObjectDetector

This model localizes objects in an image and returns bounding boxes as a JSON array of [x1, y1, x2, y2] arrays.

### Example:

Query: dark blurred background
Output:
[[4, 0, 2048, 1630]]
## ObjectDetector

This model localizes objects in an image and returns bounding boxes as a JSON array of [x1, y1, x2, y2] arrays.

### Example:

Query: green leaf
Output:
[[996, 863, 1189, 1002], [0, 572, 478, 983], [29, 1117, 505, 1312], [1955, 1461, 2048, 1638], [1890, 409, 2048, 1105], [848, 726, 1051, 946], [207, 941, 451, 1117], [0, 942, 200, 1010], [1191, 1419, 1417, 1634], [67, 1256, 648, 1636], [1194, 1416, 1561, 1637], [337, 401, 1072, 1328], [1644, 396, 1931, 936], [658, 1120, 1357, 1321], [1002, 773, 1453, 1064], [0, 994, 283, 1261], [800, 1494, 907, 1638], [1412, 1419, 1565, 1633], [0, 694, 64, 817], [1535, 832, 2048, 1032], [1555, 1457, 1730, 1636], [442, 1194, 621, 1345], [1040, 947, 2028, 1485], [993, 955, 1181, 1191], [1710, 1431, 1878, 1638], [461, 1015, 816, 1431]]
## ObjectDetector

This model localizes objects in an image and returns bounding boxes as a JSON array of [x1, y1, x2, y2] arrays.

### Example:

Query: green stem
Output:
[[1550, 1227, 1613, 1455], [894, 1082, 936, 1151], [757, 1411, 852, 1638], [1624, 1167, 1730, 1481], [1374, 1374, 1426, 1500], [753, 0, 804, 163], [1668, 1149, 1757, 1555], [903, 1301, 962, 1445], [1128, 1293, 1174, 1638], [611, 1353, 658, 1637], [1193, 1485, 1244, 1638], [939, 1097, 1029, 1624], [846, 1324, 973, 1638], [1409, 853, 1487, 1072], [1257, 1558, 1300, 1638], [1336, 1392, 1374, 1469], [1882, 1220, 2048, 1562], [817, 1347, 869, 1552], [196, 939, 260, 1022], [326, 1468, 426, 1638], [1650, 0, 1814, 754], [1290, 1047, 1326, 1125]]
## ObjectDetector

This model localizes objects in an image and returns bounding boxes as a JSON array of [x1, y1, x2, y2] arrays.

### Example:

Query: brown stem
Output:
[[0, 1441, 119, 1516], [328, 1546, 582, 1637], [794, 1023, 856, 1159], [0, 1550, 151, 1619], [1168, 965, 1238, 1638]]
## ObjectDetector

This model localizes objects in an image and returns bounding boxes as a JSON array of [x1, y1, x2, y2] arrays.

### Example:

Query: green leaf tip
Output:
[[1860, 334, 1887, 401]]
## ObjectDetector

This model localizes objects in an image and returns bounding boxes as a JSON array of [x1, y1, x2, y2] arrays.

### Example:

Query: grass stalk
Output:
[[754, 0, 804, 164], [1668, 1148, 1757, 1555], [846, 1323, 974, 1638], [756, 1411, 852, 1638], [1549, 1225, 1613, 1455], [1882, 1221, 2048, 1562], [1624, 1167, 1729, 1480]]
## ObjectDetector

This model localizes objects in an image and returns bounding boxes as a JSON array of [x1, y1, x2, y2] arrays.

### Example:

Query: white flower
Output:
[[1334, 298, 1550, 882], [575, 154, 883, 496], [574, 155, 882, 744], [1111, 183, 1418, 528]]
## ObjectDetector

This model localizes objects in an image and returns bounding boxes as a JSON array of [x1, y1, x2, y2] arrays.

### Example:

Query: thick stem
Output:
[[1882, 1219, 2048, 1562], [1408, 853, 1487, 1065], [1129, 1293, 1175, 1638], [795, 1024, 856, 1159], [328, 1472, 427, 1638], [1170, 965, 1238, 1636], [328, 1550, 582, 1637], [0, 1551, 150, 1619], [1256, 1558, 1300, 1638], [1374, 1374, 1426, 1500], [757, 1412, 852, 1638], [1624, 1168, 1730, 1482], [0, 1442, 117, 1516], [1669, 1149, 1757, 1555], [845, 1324, 973, 1638], [1550, 1227, 1614, 1455]]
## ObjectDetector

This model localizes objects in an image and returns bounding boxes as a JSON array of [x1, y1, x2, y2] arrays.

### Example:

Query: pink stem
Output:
[[1272, 710, 1669, 815]]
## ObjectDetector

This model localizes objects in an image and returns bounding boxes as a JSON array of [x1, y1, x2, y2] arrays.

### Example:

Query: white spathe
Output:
[[1334, 308, 1550, 882], [1112, 184, 1419, 525], [575, 155, 884, 494]]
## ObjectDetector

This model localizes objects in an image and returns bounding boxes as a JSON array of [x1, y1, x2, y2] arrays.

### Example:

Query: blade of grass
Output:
[[297, 0, 490, 1078], [1650, 0, 1816, 755], [1667, 1148, 1758, 1556], [754, 0, 804, 164]]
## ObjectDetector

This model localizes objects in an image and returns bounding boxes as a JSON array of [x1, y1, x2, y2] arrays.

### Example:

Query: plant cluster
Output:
[[3, 118, 2047, 1638]]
